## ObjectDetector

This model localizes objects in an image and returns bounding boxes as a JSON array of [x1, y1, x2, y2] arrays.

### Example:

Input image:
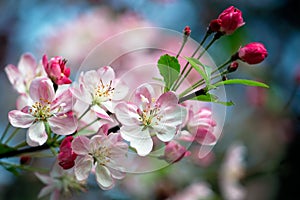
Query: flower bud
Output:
[[42, 54, 72, 85], [183, 26, 191, 37], [227, 61, 239, 72], [218, 6, 245, 35], [164, 141, 190, 163], [58, 136, 77, 170], [208, 19, 222, 34], [238, 42, 268, 64], [20, 156, 31, 165]]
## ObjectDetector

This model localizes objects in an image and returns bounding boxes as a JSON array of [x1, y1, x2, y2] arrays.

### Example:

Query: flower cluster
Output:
[[0, 5, 269, 199]]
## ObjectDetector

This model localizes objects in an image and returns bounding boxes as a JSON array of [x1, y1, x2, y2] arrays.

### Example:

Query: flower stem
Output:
[[77, 118, 100, 133], [171, 32, 210, 91], [0, 123, 11, 143], [13, 141, 27, 149], [176, 37, 188, 59], [0, 160, 49, 173], [179, 88, 206, 103], [4, 128, 20, 144], [78, 106, 91, 120]]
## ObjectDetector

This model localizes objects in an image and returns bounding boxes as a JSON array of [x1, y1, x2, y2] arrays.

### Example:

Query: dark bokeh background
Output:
[[1, 0, 300, 199]]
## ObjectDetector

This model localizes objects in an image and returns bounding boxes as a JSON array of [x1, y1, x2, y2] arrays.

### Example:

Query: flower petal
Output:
[[97, 66, 115, 85], [38, 185, 56, 199], [18, 53, 37, 79], [83, 70, 99, 94], [4, 64, 26, 93], [91, 105, 113, 121], [134, 84, 154, 109], [95, 165, 114, 190], [29, 77, 55, 103], [120, 126, 152, 156], [114, 102, 140, 126], [27, 122, 48, 146], [156, 91, 179, 108], [51, 89, 73, 113], [74, 155, 93, 181], [16, 94, 32, 110], [72, 136, 90, 155], [48, 114, 77, 135], [8, 110, 35, 128], [152, 123, 176, 142], [112, 80, 129, 101]]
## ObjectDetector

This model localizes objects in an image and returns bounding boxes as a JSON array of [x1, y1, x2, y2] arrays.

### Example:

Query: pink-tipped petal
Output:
[[29, 77, 55, 103], [72, 136, 90, 155], [91, 105, 112, 121], [74, 155, 93, 181], [156, 91, 179, 108], [16, 94, 32, 110], [27, 121, 48, 146], [83, 70, 99, 94], [51, 89, 73, 113], [18, 53, 37, 79], [48, 114, 77, 135], [95, 165, 114, 190], [8, 110, 35, 128]]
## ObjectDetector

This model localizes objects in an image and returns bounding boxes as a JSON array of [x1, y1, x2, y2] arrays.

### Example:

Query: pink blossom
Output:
[[5, 53, 45, 94], [218, 6, 245, 35], [42, 55, 72, 85], [238, 42, 268, 64], [180, 108, 217, 145], [58, 136, 77, 170], [163, 141, 191, 163], [72, 133, 128, 190], [72, 66, 128, 121], [8, 77, 77, 146], [114, 84, 187, 156]]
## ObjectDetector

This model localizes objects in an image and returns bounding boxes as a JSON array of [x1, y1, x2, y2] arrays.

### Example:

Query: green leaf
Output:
[[192, 93, 234, 106], [214, 79, 269, 88], [157, 54, 180, 91], [185, 57, 209, 84], [0, 143, 16, 154]]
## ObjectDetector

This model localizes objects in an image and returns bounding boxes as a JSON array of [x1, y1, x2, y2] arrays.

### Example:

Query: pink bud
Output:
[[164, 141, 191, 163], [20, 156, 31, 165], [238, 42, 268, 64], [208, 19, 222, 33], [58, 136, 77, 170], [42, 54, 72, 85], [227, 61, 239, 72], [218, 6, 245, 35], [183, 26, 191, 37]]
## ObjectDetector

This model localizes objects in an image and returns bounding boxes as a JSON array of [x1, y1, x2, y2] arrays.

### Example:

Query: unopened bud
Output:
[[222, 75, 228, 81], [227, 61, 239, 72], [183, 26, 191, 37], [20, 156, 31, 165], [208, 19, 222, 34]]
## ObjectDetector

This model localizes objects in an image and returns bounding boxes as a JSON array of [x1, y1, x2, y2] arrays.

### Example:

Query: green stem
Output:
[[179, 80, 205, 98], [4, 128, 20, 144], [0, 160, 49, 173], [13, 141, 27, 149], [77, 118, 99, 133], [176, 37, 188, 59], [174, 33, 220, 91], [171, 32, 210, 91], [78, 106, 91, 120], [0, 123, 11, 143], [211, 59, 232, 75]]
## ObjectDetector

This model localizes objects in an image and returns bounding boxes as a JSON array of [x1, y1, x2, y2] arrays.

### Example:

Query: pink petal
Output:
[[195, 127, 217, 145], [74, 155, 93, 181], [72, 136, 90, 155], [97, 66, 115, 85], [18, 53, 37, 79], [16, 94, 32, 110], [156, 91, 179, 108], [71, 83, 93, 104], [134, 84, 154, 108], [114, 102, 140, 126], [8, 110, 35, 128], [91, 105, 113, 121], [95, 165, 114, 190], [158, 105, 187, 127], [48, 114, 77, 135], [27, 121, 48, 146], [120, 126, 152, 156], [51, 89, 73, 113], [89, 135, 105, 153], [4, 64, 24, 92], [29, 77, 55, 103]]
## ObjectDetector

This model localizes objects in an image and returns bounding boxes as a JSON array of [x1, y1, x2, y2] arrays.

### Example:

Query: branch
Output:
[[0, 144, 51, 159]]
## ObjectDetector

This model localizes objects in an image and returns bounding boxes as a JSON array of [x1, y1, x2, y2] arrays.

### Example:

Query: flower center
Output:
[[29, 99, 52, 121], [92, 146, 111, 166], [138, 100, 163, 127], [93, 80, 114, 104]]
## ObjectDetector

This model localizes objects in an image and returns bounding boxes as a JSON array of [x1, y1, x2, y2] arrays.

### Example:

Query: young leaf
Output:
[[214, 79, 269, 88], [0, 143, 16, 154], [192, 93, 234, 106], [185, 57, 209, 84], [157, 54, 180, 91]]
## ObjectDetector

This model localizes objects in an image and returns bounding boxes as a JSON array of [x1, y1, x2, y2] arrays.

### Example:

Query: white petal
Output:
[[97, 66, 115, 85], [101, 101, 113, 113], [74, 155, 93, 181], [29, 77, 55, 103], [8, 110, 35, 128], [27, 122, 48, 146], [95, 165, 114, 190], [91, 105, 112, 121], [152, 123, 176, 142], [51, 89, 73, 113], [120, 126, 153, 156], [18, 53, 37, 79], [83, 70, 99, 94], [112, 81, 129, 101], [156, 91, 179, 108], [38, 185, 56, 199], [114, 102, 140, 126]]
